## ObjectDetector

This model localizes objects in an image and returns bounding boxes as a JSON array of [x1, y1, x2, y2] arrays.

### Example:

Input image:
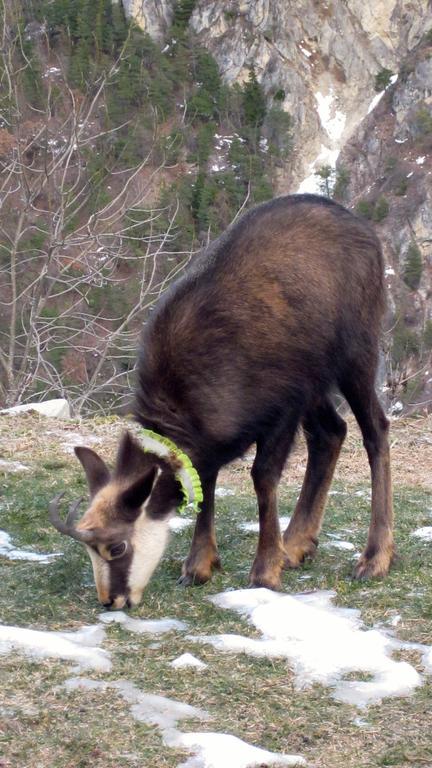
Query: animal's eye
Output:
[[109, 541, 127, 559]]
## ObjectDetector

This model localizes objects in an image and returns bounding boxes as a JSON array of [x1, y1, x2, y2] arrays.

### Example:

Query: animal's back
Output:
[[135, 195, 385, 463]]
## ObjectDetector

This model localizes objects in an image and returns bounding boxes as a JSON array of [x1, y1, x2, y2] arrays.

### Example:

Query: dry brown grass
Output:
[[1, 410, 431, 492]]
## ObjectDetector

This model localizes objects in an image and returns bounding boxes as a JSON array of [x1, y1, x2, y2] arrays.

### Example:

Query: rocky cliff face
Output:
[[127, 0, 432, 412], [189, 0, 430, 190]]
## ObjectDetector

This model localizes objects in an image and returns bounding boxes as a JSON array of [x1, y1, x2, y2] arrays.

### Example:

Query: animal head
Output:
[[49, 431, 184, 609]]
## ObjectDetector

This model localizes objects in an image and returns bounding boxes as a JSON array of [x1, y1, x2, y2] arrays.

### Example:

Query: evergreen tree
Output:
[[242, 68, 266, 130]]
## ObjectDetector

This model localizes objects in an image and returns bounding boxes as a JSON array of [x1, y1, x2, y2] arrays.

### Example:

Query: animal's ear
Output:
[[119, 465, 158, 518], [115, 430, 147, 477], [74, 447, 111, 497], [146, 471, 185, 520]]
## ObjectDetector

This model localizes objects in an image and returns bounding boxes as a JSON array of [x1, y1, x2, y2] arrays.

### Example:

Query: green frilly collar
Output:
[[139, 429, 203, 514]]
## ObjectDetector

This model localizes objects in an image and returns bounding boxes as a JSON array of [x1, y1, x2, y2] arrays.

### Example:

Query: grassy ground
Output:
[[0, 414, 432, 768]]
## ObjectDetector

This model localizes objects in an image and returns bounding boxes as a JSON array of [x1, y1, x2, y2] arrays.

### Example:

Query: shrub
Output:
[[264, 106, 292, 158], [333, 166, 350, 201], [392, 321, 419, 365], [403, 242, 423, 290], [356, 200, 373, 219], [414, 106, 432, 135], [394, 177, 408, 196], [423, 320, 432, 350], [372, 196, 389, 222], [374, 68, 393, 92]]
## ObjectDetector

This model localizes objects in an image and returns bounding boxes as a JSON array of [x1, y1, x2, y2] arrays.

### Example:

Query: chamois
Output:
[[50, 194, 393, 608]]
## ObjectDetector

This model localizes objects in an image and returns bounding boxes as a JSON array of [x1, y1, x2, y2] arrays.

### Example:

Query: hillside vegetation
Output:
[[0, 0, 291, 412]]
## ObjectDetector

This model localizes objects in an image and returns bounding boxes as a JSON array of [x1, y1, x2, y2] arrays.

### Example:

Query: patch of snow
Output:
[[189, 588, 426, 708], [323, 539, 355, 551], [169, 731, 305, 767], [215, 487, 235, 498], [64, 677, 208, 730], [367, 90, 385, 114], [385, 267, 395, 276], [299, 45, 312, 58], [389, 401, 403, 416], [395, 137, 408, 143], [389, 614, 402, 627], [0, 459, 29, 472], [407, 172, 413, 178], [64, 677, 304, 767], [170, 653, 207, 670], [297, 89, 346, 194], [416, 156, 426, 165], [0, 530, 62, 563], [43, 66, 61, 78], [98, 611, 187, 635], [353, 716, 369, 728], [0, 624, 109, 671], [315, 91, 346, 143], [389, 74, 398, 85], [240, 516, 291, 533], [61, 432, 100, 453], [169, 516, 193, 532], [411, 527, 432, 542], [1, 398, 70, 419]]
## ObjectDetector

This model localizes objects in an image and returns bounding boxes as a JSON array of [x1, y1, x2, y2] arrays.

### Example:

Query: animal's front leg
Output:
[[178, 471, 221, 586]]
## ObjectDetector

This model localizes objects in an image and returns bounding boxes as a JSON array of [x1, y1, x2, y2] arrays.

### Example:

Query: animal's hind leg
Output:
[[283, 398, 347, 567], [340, 371, 394, 579], [250, 414, 300, 590], [178, 471, 221, 586]]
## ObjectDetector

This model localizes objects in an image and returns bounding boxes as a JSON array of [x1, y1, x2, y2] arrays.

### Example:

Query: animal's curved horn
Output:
[[49, 493, 94, 543]]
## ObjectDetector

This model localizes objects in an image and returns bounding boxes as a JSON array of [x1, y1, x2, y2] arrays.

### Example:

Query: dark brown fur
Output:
[[135, 194, 393, 589]]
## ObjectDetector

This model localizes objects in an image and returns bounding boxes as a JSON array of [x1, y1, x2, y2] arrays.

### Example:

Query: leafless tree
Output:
[[0, 8, 192, 414]]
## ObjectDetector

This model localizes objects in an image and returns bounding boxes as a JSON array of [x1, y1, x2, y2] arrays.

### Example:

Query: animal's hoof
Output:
[[282, 535, 318, 568], [179, 550, 222, 587], [248, 574, 282, 591], [177, 573, 204, 587], [353, 549, 393, 580]]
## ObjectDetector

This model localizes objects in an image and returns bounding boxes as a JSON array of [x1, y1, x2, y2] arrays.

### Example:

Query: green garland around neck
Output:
[[139, 429, 203, 515]]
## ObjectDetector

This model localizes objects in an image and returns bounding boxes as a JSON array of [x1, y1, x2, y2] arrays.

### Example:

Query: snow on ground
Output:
[[0, 459, 29, 473], [1, 612, 188, 671], [323, 539, 355, 551], [411, 527, 432, 541], [215, 487, 235, 498], [188, 588, 427, 708], [0, 624, 110, 671], [0, 530, 62, 563], [169, 516, 194, 532], [170, 652, 207, 670], [240, 516, 291, 533], [64, 677, 209, 729], [297, 89, 346, 194], [64, 677, 304, 767], [57, 431, 101, 454], [168, 731, 305, 768], [367, 90, 386, 114], [99, 611, 187, 635]]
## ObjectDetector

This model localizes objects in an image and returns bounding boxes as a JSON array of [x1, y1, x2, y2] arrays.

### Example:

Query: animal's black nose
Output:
[[102, 599, 114, 608]]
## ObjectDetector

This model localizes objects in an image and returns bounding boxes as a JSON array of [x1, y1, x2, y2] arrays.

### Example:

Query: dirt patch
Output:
[[0, 411, 431, 492]]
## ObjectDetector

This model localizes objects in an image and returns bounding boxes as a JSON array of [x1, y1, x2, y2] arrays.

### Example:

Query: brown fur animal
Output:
[[50, 194, 393, 608]]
